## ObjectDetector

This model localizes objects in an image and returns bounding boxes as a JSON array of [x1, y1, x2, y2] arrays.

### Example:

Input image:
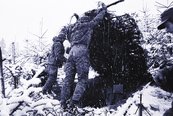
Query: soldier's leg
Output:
[[42, 65, 57, 94], [72, 55, 90, 103], [60, 57, 76, 108]]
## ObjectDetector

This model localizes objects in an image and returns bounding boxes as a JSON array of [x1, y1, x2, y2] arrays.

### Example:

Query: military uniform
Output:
[[61, 8, 106, 108], [43, 7, 107, 108], [153, 60, 173, 91], [42, 36, 66, 94]]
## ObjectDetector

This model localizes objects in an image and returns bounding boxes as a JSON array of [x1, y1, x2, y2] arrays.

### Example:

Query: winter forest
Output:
[[1, 0, 173, 116]]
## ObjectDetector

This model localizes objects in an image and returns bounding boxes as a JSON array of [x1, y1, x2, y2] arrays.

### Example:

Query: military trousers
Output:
[[60, 45, 90, 104]]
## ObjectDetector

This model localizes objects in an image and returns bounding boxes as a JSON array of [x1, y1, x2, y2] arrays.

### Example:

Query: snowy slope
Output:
[[113, 84, 173, 116], [0, 65, 172, 116]]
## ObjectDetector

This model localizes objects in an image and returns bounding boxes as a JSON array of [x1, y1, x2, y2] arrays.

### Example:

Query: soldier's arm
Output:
[[81, 8, 107, 28], [52, 26, 68, 66], [53, 26, 68, 43], [90, 8, 107, 26]]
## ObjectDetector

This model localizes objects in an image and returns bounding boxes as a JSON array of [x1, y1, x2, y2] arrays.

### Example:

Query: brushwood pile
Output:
[[38, 12, 152, 108], [83, 12, 151, 107]]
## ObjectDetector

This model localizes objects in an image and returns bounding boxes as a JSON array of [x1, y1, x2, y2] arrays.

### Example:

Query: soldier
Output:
[[155, 7, 173, 90], [60, 6, 107, 110], [158, 8, 173, 33], [157, 7, 173, 116], [43, 4, 107, 110], [42, 36, 66, 94]]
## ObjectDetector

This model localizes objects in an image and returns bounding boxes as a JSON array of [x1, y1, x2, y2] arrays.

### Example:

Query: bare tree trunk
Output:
[[12, 42, 16, 64], [0, 47, 5, 97], [11, 42, 18, 88]]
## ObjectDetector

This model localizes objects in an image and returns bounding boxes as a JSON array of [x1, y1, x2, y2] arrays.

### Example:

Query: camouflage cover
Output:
[[89, 13, 151, 93]]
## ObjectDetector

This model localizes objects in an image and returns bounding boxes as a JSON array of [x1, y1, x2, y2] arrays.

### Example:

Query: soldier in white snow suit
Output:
[[42, 5, 107, 109]]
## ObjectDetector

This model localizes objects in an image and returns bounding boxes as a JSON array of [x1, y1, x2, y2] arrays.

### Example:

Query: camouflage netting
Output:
[[86, 12, 151, 107]]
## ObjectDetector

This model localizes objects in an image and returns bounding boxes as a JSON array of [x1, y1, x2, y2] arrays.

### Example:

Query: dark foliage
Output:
[[82, 76, 107, 107], [87, 12, 151, 107]]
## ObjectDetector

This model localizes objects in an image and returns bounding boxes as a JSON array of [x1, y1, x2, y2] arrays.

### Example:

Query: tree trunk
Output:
[[0, 47, 5, 97], [12, 42, 16, 64], [11, 42, 18, 88]]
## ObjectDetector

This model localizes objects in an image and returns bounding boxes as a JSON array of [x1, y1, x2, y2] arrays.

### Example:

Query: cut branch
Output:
[[10, 101, 24, 115], [107, 0, 124, 8]]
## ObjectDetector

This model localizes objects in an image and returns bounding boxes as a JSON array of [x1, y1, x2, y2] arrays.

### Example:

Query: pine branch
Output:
[[155, 1, 167, 8], [10, 101, 24, 115], [33, 103, 46, 108], [5, 66, 16, 78], [168, 1, 173, 8], [40, 29, 48, 38]]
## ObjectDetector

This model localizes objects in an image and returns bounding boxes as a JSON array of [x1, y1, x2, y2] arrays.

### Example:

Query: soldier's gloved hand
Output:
[[97, 2, 107, 12], [98, 1, 106, 9]]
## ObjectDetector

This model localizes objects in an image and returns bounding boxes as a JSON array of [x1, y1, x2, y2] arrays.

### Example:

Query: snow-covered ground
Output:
[[0, 64, 172, 116]]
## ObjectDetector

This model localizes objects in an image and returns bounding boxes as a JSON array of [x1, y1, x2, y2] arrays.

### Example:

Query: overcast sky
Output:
[[0, 0, 170, 49]]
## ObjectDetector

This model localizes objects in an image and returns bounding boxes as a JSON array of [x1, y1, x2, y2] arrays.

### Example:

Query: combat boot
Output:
[[66, 100, 79, 114]]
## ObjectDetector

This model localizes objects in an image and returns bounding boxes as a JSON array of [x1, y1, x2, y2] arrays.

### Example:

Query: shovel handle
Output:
[[106, 0, 124, 8]]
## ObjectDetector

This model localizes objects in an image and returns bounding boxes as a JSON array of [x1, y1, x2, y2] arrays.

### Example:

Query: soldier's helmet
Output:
[[158, 8, 173, 30]]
